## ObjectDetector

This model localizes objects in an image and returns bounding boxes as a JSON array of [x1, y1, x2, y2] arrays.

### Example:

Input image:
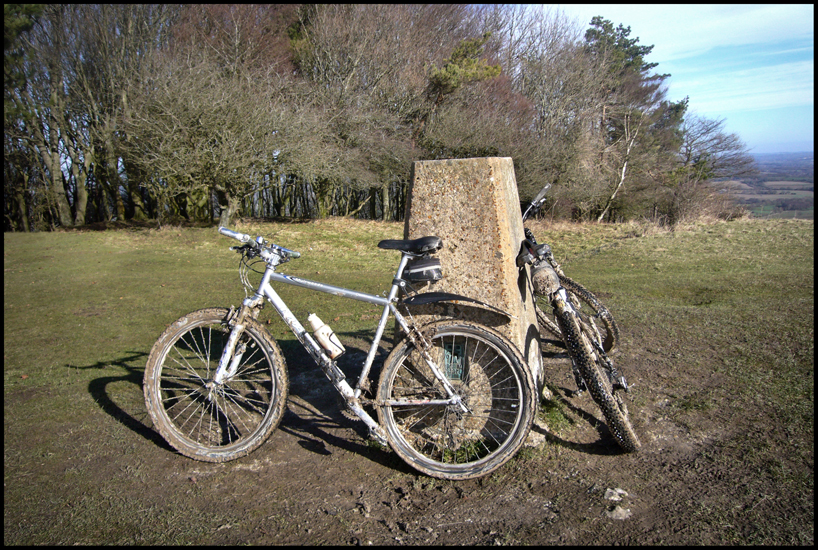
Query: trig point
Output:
[[403, 157, 543, 390]]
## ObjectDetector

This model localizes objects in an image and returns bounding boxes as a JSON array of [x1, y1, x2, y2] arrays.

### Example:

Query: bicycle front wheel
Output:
[[535, 275, 620, 354], [144, 308, 289, 462], [553, 300, 640, 452], [377, 321, 536, 480]]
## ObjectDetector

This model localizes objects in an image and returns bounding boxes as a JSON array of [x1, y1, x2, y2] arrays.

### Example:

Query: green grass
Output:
[[537, 384, 575, 435], [3, 219, 403, 389]]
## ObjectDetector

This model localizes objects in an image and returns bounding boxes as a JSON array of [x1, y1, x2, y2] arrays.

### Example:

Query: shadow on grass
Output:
[[275, 332, 412, 474], [537, 342, 632, 456], [68, 351, 174, 453]]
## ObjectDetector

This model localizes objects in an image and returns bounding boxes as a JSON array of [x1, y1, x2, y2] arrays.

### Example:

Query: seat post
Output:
[[393, 253, 412, 284]]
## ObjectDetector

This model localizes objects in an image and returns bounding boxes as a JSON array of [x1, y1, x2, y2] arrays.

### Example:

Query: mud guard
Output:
[[400, 291, 515, 320]]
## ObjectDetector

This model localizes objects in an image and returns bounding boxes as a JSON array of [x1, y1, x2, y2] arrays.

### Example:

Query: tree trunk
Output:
[[369, 187, 378, 219], [597, 124, 638, 223], [47, 124, 73, 227], [314, 177, 335, 218], [123, 158, 149, 221], [15, 180, 30, 232], [65, 143, 89, 226], [217, 189, 239, 228], [381, 182, 390, 221], [347, 193, 371, 218], [596, 156, 628, 223]]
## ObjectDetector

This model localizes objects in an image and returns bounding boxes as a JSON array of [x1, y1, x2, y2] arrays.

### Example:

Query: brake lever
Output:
[[231, 243, 258, 258]]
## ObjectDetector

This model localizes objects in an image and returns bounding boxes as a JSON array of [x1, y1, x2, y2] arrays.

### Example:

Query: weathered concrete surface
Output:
[[403, 157, 543, 388]]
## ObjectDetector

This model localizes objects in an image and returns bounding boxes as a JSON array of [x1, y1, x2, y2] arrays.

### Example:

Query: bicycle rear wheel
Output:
[[535, 275, 620, 354], [144, 308, 289, 462], [553, 299, 640, 452], [377, 321, 536, 480]]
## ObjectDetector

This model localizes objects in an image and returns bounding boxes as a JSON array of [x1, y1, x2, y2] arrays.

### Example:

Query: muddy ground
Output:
[[6, 327, 811, 545]]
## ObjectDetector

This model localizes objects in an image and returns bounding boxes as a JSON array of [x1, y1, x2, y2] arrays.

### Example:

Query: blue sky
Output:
[[555, 4, 814, 154]]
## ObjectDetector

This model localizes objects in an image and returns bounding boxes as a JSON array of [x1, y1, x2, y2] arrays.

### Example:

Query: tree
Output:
[[4, 4, 45, 231], [657, 114, 756, 224], [493, 6, 599, 202], [4, 4, 43, 115], [287, 4, 488, 219], [67, 5, 180, 222], [573, 16, 672, 221], [2, 4, 761, 229], [125, 47, 302, 227]]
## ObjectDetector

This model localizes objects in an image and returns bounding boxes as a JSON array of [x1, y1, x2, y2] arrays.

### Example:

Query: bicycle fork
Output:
[[212, 304, 254, 386]]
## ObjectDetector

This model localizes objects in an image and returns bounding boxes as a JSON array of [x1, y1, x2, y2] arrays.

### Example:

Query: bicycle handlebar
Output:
[[218, 226, 252, 243], [218, 226, 301, 259], [522, 183, 552, 222], [532, 183, 551, 206]]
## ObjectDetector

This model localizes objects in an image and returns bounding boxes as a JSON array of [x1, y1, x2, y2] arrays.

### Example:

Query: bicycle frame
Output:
[[213, 247, 468, 445]]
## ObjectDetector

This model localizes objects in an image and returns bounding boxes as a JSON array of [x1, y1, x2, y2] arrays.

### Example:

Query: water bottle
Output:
[[307, 313, 345, 359]]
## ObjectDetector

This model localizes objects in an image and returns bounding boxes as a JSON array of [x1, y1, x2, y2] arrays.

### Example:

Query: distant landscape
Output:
[[717, 152, 814, 219]]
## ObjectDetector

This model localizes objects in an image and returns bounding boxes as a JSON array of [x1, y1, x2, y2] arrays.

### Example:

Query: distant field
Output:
[[750, 206, 814, 220], [763, 181, 814, 189], [736, 190, 814, 200]]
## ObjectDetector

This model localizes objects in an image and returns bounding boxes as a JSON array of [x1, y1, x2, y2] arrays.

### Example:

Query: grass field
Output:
[[4, 216, 814, 544], [738, 190, 814, 200], [762, 181, 814, 189]]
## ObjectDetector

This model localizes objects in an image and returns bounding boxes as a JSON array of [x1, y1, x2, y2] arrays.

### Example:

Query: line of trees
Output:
[[4, 4, 756, 231]]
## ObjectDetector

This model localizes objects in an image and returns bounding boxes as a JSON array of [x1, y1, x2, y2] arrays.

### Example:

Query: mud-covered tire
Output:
[[535, 275, 620, 354], [553, 302, 640, 452], [144, 308, 289, 462], [377, 321, 537, 480]]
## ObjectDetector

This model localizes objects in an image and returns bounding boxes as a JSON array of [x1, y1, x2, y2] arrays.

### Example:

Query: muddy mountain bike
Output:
[[518, 185, 640, 452], [144, 227, 536, 480]]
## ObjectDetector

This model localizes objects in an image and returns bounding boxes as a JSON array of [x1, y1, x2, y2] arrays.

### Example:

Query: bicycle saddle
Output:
[[377, 236, 442, 254]]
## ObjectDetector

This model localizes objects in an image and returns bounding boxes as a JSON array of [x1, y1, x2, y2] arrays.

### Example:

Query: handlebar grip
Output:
[[218, 226, 251, 244]]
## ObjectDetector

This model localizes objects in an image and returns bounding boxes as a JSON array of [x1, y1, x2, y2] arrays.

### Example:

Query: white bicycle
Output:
[[144, 227, 537, 479]]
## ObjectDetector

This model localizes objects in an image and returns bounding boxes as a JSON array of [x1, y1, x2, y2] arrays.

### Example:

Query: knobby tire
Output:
[[535, 275, 620, 354], [553, 302, 640, 452]]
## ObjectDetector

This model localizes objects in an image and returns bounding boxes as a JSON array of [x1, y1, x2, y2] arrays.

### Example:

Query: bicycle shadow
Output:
[[69, 344, 411, 474], [67, 351, 175, 453], [532, 383, 630, 456], [270, 331, 412, 473], [536, 341, 632, 455]]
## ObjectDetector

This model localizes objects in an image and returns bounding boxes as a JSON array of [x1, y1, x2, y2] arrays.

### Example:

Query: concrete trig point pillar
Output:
[[403, 157, 543, 390]]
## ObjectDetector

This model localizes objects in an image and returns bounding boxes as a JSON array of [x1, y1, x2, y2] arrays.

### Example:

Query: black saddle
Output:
[[377, 236, 442, 255]]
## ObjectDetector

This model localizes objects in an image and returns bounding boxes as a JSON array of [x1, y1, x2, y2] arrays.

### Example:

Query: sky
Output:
[[554, 4, 814, 154]]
